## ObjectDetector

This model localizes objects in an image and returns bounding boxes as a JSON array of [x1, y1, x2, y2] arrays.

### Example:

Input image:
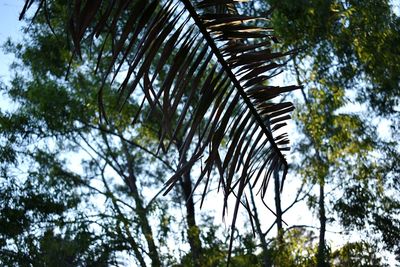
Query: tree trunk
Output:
[[127, 175, 162, 267], [274, 168, 283, 244], [180, 171, 203, 267], [176, 139, 203, 267], [317, 182, 328, 267], [120, 138, 162, 267], [250, 188, 272, 267], [293, 58, 329, 267]]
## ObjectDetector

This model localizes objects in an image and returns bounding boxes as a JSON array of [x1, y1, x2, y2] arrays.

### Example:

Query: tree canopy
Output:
[[0, 0, 399, 266]]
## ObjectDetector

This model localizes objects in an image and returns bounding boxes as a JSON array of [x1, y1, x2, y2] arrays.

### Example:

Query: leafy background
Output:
[[0, 0, 399, 266]]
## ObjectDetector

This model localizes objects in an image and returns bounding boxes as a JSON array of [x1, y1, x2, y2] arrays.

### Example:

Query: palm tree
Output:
[[20, 0, 300, 260]]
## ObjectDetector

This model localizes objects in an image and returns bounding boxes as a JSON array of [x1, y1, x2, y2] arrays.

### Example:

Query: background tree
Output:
[[1, 0, 399, 266], [262, 0, 400, 265], [1, 1, 272, 266], [18, 3, 301, 258]]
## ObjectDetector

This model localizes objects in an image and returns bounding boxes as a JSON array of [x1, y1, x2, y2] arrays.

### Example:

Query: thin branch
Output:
[[285, 224, 345, 235], [80, 121, 176, 172], [99, 162, 148, 267], [282, 181, 314, 214]]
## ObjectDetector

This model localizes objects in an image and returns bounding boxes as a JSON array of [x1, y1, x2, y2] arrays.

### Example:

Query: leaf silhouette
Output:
[[20, 0, 301, 261]]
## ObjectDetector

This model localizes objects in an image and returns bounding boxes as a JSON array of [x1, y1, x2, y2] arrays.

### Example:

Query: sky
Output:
[[0, 0, 24, 83], [0, 1, 25, 115]]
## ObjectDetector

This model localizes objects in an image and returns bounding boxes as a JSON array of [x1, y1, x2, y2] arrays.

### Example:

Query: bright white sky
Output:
[[0, 0, 23, 82]]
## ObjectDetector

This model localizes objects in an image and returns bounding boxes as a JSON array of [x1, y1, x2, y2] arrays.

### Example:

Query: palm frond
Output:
[[21, 0, 301, 259]]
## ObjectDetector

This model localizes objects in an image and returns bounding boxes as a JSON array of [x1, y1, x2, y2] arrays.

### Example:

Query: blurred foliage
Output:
[[269, 0, 400, 115], [0, 0, 399, 266], [262, 0, 400, 264]]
